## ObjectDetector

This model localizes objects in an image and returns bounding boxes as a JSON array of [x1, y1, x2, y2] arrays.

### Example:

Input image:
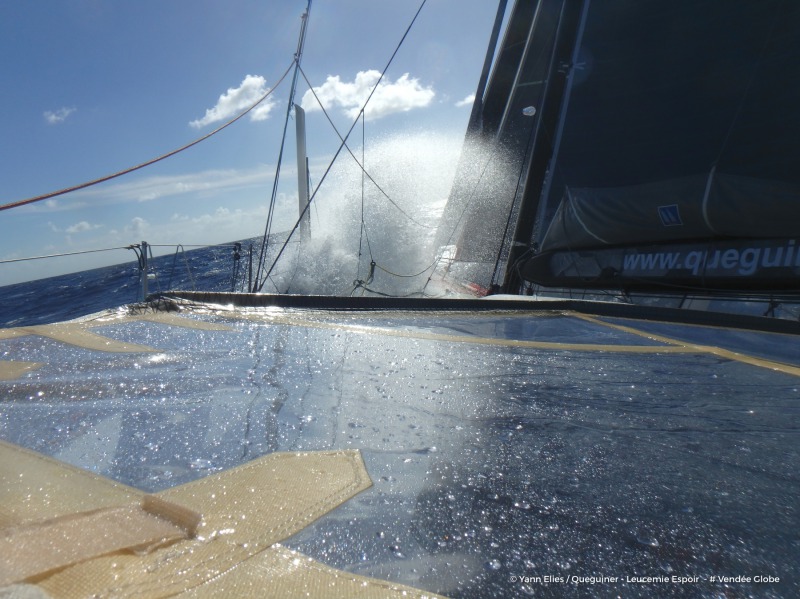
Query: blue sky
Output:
[[0, 0, 503, 285]]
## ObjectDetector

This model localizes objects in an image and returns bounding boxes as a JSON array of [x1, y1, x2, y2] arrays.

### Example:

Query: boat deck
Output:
[[1, 297, 798, 597]]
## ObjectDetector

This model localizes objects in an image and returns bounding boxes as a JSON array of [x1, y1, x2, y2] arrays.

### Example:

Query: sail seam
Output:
[[567, 187, 610, 245], [701, 164, 718, 235]]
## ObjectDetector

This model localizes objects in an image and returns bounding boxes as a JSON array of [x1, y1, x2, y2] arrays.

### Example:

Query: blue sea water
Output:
[[0, 239, 256, 328]]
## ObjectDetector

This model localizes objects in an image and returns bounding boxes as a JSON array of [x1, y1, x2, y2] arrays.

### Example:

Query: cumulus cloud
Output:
[[190, 75, 275, 128], [43, 107, 76, 125], [140, 205, 272, 247], [300, 70, 435, 120], [125, 217, 149, 238], [455, 94, 475, 108], [46, 220, 100, 235], [65, 221, 102, 234]]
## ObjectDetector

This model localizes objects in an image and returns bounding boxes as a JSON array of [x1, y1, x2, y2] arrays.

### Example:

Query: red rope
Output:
[[0, 61, 294, 212]]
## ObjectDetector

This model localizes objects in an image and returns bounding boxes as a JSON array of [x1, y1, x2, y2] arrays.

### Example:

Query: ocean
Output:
[[0, 239, 255, 328]]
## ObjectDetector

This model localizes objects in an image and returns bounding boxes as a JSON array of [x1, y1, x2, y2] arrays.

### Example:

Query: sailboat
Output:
[[2, 2, 799, 598]]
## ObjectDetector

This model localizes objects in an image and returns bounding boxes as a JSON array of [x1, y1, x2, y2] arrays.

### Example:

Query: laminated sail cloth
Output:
[[540, 172, 800, 251], [0, 440, 443, 598]]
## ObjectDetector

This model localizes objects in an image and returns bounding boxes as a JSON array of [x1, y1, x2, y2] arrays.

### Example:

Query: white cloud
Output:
[[20, 167, 273, 216], [65, 221, 102, 234], [125, 217, 149, 238], [20, 198, 89, 214], [190, 75, 275, 128], [455, 94, 475, 108], [72, 167, 271, 205], [300, 70, 435, 120], [121, 204, 272, 249], [171, 205, 271, 233], [43, 107, 76, 125], [128, 169, 267, 203]]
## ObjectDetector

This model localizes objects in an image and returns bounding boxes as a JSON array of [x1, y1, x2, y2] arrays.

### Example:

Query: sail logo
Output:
[[622, 239, 800, 277], [657, 205, 683, 227]]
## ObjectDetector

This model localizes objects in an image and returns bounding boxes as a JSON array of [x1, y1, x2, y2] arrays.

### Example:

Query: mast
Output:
[[295, 104, 311, 239], [253, 1, 312, 291]]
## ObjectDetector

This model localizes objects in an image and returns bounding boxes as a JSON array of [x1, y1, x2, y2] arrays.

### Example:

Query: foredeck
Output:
[[1, 297, 798, 597]]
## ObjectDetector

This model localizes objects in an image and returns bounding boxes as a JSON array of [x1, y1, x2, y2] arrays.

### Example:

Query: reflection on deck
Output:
[[1, 299, 798, 597]]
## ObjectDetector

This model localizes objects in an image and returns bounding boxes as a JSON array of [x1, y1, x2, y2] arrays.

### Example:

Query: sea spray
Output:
[[434, 134, 518, 289], [274, 131, 464, 296]]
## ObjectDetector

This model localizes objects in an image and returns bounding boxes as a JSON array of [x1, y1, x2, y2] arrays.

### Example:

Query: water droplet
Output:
[[189, 458, 216, 471], [636, 535, 660, 548]]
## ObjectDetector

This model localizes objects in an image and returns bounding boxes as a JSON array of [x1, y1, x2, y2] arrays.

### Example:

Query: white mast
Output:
[[295, 104, 310, 239]]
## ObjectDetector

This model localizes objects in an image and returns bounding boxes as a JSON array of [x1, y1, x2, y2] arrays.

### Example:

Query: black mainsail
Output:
[[440, 0, 800, 295]]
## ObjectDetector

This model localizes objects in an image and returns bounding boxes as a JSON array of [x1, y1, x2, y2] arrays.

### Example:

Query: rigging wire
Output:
[[257, 0, 429, 292], [146, 243, 163, 295], [0, 61, 295, 213], [358, 112, 371, 265], [0, 246, 130, 264], [354, 112, 375, 291], [146, 243, 240, 248]]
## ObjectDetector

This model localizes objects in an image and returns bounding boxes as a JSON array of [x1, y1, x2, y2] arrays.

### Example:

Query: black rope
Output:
[[374, 258, 438, 278], [351, 282, 428, 298], [352, 260, 377, 292]]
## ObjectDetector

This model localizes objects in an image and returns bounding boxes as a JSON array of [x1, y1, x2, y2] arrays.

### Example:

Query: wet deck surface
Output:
[[1, 305, 798, 597]]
